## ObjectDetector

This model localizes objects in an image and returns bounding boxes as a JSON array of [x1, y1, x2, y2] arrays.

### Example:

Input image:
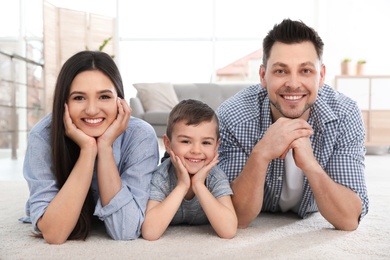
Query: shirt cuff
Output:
[[93, 185, 134, 220]]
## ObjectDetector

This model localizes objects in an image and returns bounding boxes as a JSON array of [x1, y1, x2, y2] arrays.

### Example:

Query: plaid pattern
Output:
[[217, 84, 369, 219]]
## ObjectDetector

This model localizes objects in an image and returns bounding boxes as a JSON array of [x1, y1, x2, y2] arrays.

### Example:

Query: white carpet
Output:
[[1, 155, 389, 260]]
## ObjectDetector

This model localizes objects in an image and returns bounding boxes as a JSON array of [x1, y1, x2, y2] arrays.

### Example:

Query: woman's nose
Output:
[[85, 100, 99, 115]]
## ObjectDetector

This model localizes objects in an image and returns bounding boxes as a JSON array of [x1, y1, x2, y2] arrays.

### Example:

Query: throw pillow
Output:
[[133, 82, 179, 112]]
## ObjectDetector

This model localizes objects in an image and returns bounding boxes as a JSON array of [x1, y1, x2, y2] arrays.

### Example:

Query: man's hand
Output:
[[255, 118, 313, 162], [290, 136, 317, 172]]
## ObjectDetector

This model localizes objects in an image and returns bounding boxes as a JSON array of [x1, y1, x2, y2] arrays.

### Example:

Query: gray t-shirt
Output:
[[149, 158, 233, 225]]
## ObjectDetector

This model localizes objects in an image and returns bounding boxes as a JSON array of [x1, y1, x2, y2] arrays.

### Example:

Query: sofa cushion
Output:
[[133, 82, 179, 112], [144, 111, 169, 125], [173, 83, 247, 110]]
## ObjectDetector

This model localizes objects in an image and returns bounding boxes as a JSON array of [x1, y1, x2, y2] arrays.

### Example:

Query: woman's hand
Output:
[[97, 97, 131, 148], [63, 104, 97, 151]]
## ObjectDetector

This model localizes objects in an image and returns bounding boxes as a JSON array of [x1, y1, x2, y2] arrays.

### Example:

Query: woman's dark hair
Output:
[[262, 19, 324, 67], [166, 99, 219, 140], [50, 51, 124, 240]]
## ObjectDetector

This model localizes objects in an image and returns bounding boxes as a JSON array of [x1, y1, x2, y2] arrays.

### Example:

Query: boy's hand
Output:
[[191, 152, 219, 187], [169, 150, 191, 190]]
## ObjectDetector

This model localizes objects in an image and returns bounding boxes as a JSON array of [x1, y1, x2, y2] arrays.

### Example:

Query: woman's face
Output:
[[67, 70, 118, 137]]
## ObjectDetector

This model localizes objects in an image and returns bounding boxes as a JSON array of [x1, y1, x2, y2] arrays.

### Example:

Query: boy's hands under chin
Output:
[[97, 97, 131, 148], [169, 150, 191, 191], [63, 104, 97, 151], [190, 152, 219, 187]]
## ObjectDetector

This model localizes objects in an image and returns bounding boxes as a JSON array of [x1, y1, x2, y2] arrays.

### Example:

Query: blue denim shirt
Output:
[[22, 113, 159, 240]]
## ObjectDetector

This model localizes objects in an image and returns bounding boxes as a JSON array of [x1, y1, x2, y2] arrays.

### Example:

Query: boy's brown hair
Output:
[[166, 99, 219, 140]]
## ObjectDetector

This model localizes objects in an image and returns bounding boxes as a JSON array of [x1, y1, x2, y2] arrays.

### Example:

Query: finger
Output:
[[116, 97, 124, 118], [63, 104, 73, 132], [279, 146, 291, 160], [120, 98, 132, 115]]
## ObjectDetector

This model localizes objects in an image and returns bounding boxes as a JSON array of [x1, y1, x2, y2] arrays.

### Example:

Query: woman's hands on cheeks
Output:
[[64, 104, 97, 152], [97, 97, 131, 148]]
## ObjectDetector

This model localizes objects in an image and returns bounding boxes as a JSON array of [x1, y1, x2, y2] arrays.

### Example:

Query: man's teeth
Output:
[[284, 95, 302, 100], [84, 118, 103, 124]]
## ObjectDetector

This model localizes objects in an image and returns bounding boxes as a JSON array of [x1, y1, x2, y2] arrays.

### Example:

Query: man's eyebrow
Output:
[[271, 62, 288, 68], [300, 61, 316, 67]]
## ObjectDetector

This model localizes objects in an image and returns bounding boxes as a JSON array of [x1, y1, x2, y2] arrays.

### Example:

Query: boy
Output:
[[142, 99, 237, 240]]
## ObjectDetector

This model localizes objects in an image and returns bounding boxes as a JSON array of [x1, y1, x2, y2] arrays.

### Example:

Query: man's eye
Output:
[[275, 69, 285, 74], [302, 69, 311, 73]]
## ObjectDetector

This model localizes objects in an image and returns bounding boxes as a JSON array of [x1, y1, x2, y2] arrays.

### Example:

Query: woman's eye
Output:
[[73, 96, 84, 100], [100, 95, 111, 100]]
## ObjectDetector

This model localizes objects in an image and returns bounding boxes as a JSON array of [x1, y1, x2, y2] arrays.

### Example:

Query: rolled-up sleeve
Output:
[[23, 116, 59, 232], [93, 118, 159, 240]]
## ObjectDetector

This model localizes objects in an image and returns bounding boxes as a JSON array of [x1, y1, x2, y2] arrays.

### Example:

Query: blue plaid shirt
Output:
[[217, 84, 369, 219]]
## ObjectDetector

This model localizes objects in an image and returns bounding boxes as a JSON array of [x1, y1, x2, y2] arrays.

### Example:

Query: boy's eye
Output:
[[181, 140, 190, 144], [203, 141, 212, 145]]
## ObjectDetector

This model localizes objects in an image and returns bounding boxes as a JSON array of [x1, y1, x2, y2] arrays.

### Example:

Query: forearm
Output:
[[193, 184, 237, 239], [142, 185, 188, 241], [97, 145, 122, 206], [37, 148, 96, 244], [305, 164, 362, 230], [230, 151, 268, 228]]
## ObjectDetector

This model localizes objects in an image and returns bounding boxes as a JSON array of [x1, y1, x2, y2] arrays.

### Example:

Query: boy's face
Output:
[[164, 119, 219, 175]]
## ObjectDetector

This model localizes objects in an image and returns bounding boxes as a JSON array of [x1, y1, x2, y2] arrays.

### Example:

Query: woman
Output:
[[22, 51, 159, 244]]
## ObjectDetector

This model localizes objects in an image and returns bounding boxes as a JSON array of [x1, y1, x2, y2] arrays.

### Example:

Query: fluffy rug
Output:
[[1, 155, 389, 259]]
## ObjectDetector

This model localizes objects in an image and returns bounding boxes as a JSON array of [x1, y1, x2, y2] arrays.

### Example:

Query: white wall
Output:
[[115, 0, 390, 98], [321, 0, 390, 85]]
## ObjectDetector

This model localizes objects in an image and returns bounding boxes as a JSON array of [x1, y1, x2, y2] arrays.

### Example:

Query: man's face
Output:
[[260, 41, 325, 121]]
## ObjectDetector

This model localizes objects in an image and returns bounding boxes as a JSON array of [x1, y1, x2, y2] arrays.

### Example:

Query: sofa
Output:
[[130, 82, 250, 137]]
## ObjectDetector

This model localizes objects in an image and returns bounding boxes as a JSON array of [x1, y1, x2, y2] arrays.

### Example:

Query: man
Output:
[[217, 19, 368, 231]]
